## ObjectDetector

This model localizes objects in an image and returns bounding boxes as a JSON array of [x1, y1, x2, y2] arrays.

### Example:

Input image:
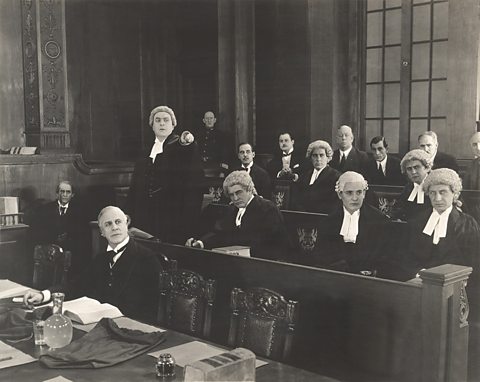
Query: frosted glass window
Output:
[[383, 119, 400, 152], [384, 83, 400, 118], [410, 119, 428, 148], [432, 41, 447, 78], [431, 80, 446, 117], [411, 81, 429, 117], [366, 48, 383, 82], [367, 0, 383, 11], [367, 12, 383, 46], [384, 46, 401, 81], [386, 0, 402, 8], [433, 2, 448, 40], [430, 119, 447, 146], [411, 43, 430, 80], [412, 5, 431, 42], [385, 9, 401, 45], [413, 0, 427, 3], [366, 85, 382, 118], [365, 120, 381, 141]]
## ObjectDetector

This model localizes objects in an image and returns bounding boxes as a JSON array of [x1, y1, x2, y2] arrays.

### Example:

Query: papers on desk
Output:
[[0, 341, 36, 369], [74, 316, 166, 334], [148, 341, 267, 368], [43, 377, 74, 382], [0, 279, 31, 299]]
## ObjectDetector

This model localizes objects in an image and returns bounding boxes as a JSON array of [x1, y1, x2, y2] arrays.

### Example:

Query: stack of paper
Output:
[[0, 341, 36, 369], [0, 280, 31, 299]]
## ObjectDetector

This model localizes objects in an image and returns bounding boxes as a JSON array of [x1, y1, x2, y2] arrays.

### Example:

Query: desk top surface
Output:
[[0, 305, 338, 382]]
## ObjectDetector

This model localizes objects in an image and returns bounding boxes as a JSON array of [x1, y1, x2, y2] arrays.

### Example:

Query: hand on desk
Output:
[[185, 238, 204, 249], [23, 290, 43, 308]]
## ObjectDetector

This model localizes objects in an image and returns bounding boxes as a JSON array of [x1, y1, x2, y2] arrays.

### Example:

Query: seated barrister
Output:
[[395, 149, 433, 221], [365, 136, 404, 186], [401, 169, 480, 281], [230, 142, 272, 199], [185, 171, 289, 261], [314, 172, 390, 275], [465, 131, 480, 190], [24, 206, 165, 323], [291, 140, 340, 214]]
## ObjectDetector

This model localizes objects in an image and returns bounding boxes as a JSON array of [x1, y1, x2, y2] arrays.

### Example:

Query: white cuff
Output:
[[42, 289, 51, 303]]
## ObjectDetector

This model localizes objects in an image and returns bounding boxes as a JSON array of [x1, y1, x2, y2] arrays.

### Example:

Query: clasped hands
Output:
[[185, 238, 204, 249]]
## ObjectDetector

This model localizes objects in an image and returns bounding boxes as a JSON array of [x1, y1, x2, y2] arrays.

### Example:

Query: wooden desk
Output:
[[0, 321, 338, 382]]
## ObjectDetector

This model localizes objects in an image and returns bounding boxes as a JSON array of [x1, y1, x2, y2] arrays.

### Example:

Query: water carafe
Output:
[[44, 292, 73, 348]]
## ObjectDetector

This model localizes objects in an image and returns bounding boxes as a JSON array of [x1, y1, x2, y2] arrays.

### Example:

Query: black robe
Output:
[[126, 133, 204, 244]]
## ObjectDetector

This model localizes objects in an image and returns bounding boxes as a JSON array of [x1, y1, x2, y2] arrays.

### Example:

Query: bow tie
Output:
[[106, 243, 128, 266], [282, 152, 291, 157], [59, 206, 66, 215]]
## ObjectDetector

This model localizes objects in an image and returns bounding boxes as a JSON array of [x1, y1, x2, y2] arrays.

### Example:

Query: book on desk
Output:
[[62, 296, 123, 325]]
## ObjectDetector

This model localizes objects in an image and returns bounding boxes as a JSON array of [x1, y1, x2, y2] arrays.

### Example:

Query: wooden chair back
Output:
[[32, 244, 71, 290]]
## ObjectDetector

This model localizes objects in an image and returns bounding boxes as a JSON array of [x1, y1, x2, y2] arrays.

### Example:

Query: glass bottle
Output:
[[43, 292, 73, 349], [156, 353, 176, 378]]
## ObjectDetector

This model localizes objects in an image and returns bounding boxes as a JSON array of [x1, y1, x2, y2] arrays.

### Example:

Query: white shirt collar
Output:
[[377, 156, 387, 172], [58, 201, 69, 211], [340, 207, 360, 243], [408, 181, 425, 203], [106, 236, 130, 265], [149, 138, 165, 162], [235, 195, 254, 227], [422, 206, 453, 244], [283, 148, 294, 156], [309, 166, 326, 185], [243, 162, 254, 170], [340, 146, 353, 158]]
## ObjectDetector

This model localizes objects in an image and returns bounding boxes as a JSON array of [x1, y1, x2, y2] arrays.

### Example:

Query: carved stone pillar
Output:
[[21, 0, 69, 151]]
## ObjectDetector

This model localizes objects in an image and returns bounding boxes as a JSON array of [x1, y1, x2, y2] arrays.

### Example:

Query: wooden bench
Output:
[[88, 224, 472, 382]]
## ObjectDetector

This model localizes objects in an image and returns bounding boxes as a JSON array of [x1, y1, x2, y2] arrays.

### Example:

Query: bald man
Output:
[[24, 206, 166, 323], [330, 125, 369, 176]]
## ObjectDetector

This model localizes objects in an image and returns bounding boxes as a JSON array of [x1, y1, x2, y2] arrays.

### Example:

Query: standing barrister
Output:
[[126, 106, 204, 244]]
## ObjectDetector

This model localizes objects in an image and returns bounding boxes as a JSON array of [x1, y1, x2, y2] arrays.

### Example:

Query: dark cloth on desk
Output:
[[230, 163, 272, 199], [330, 147, 369, 176], [400, 208, 480, 281], [432, 151, 459, 172], [266, 149, 305, 180], [313, 204, 390, 275], [465, 158, 480, 190], [291, 165, 341, 214], [39, 317, 166, 369], [54, 238, 164, 324], [200, 195, 290, 261], [126, 133, 204, 244], [0, 307, 32, 340], [364, 155, 404, 186]]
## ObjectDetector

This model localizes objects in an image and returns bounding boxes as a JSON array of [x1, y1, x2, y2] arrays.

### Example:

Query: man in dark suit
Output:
[[266, 132, 304, 181], [465, 132, 480, 190], [186, 171, 289, 261], [313, 171, 390, 275], [418, 131, 459, 171], [365, 136, 404, 186], [24, 206, 165, 323], [30, 181, 88, 273], [291, 140, 340, 214], [330, 125, 369, 176], [231, 142, 272, 199]]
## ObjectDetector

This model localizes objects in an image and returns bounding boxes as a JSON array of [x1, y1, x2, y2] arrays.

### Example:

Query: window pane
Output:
[[431, 80, 446, 117], [430, 119, 447, 148], [386, 0, 402, 8], [411, 81, 429, 117], [411, 43, 430, 80], [366, 84, 382, 118], [384, 46, 400, 81], [367, 0, 383, 11], [412, 5, 431, 42], [366, 48, 383, 82], [410, 119, 428, 149], [385, 9, 401, 45], [367, 12, 383, 46], [365, 120, 382, 142], [383, 119, 400, 152], [384, 83, 400, 118], [433, 2, 448, 40], [432, 41, 447, 78]]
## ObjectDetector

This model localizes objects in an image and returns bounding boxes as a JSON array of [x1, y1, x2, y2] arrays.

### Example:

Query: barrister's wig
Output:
[[223, 170, 257, 195], [400, 149, 433, 174], [305, 140, 333, 159], [149, 106, 177, 127], [423, 168, 462, 199], [335, 171, 368, 193]]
